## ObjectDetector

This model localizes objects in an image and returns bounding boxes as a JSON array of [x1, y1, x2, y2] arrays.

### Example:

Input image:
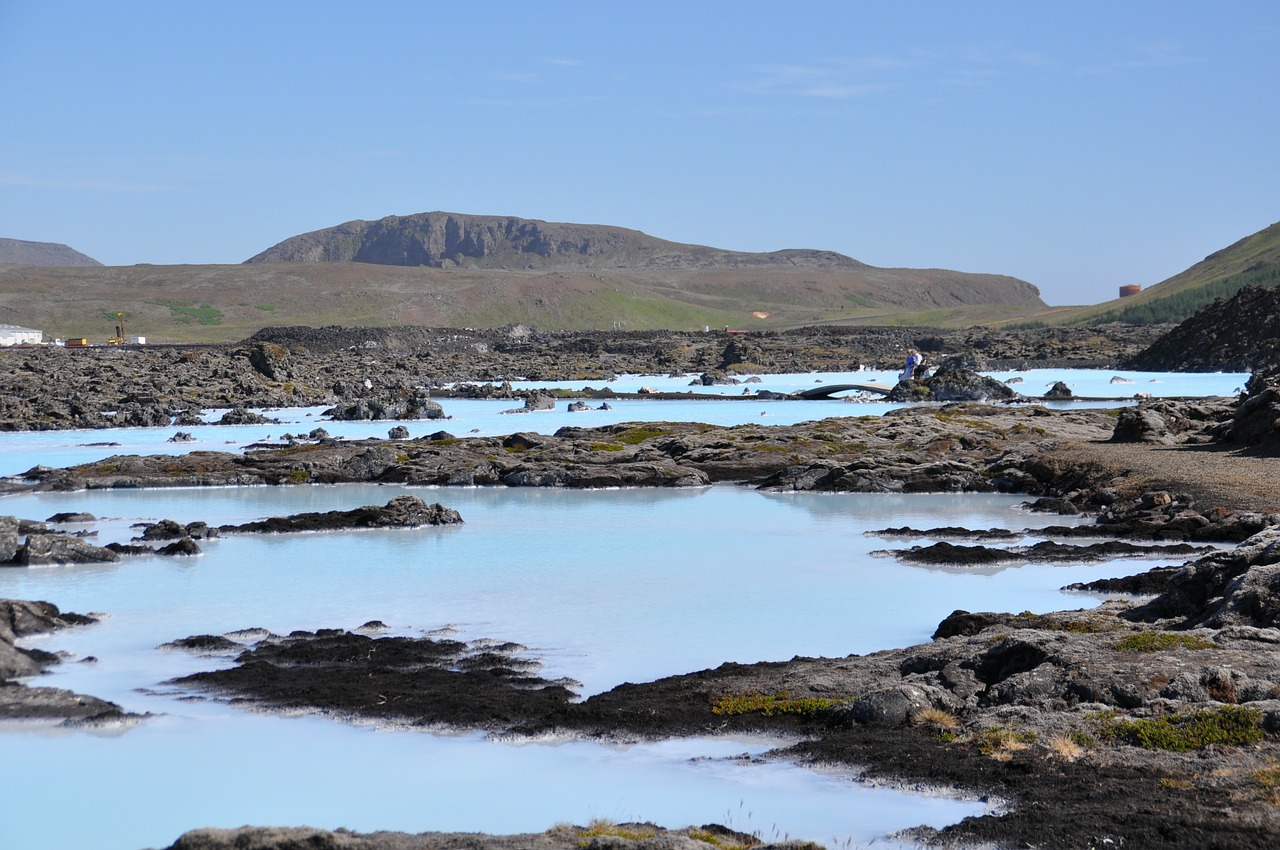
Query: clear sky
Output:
[[2, 1, 1277, 306]]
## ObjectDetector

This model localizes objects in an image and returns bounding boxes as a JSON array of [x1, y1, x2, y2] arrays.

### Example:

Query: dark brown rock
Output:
[[14, 533, 121, 565]]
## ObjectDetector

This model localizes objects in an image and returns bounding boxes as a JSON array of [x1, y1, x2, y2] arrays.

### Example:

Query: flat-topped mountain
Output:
[[0, 237, 101, 267], [246, 211, 871, 271]]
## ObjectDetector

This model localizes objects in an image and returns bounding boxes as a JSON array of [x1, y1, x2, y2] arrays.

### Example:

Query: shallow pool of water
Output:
[[1, 485, 1161, 849]]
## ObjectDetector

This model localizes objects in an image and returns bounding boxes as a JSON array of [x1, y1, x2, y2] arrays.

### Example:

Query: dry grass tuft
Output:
[[547, 818, 658, 842], [972, 726, 1036, 760], [911, 706, 960, 730], [1046, 734, 1085, 762]]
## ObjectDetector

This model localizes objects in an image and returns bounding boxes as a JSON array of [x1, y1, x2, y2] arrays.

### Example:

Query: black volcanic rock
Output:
[[1126, 285, 1280, 372], [0, 237, 101, 267], [1230, 369, 1280, 449], [887, 362, 1023, 403], [1, 598, 128, 723], [218, 495, 462, 534]]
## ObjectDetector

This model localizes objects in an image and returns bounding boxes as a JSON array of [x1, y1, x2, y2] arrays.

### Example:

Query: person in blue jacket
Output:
[[901, 348, 923, 381]]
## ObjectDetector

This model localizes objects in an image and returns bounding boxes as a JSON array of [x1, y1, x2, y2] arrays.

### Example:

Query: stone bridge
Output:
[[792, 382, 895, 399]]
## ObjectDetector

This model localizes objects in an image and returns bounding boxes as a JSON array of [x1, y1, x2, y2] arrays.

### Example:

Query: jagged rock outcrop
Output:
[[217, 407, 280, 426], [246, 341, 292, 380], [134, 519, 218, 541], [719, 334, 771, 371], [1126, 285, 1280, 372], [502, 392, 554, 414], [1125, 529, 1280, 627], [0, 516, 18, 562], [324, 387, 445, 421], [887, 362, 1023, 403], [1110, 398, 1235, 446], [1101, 371, 1276, 450], [1230, 369, 1280, 449]]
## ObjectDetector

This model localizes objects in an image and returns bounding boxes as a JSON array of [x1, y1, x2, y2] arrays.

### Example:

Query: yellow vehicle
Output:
[[65, 338, 89, 347], [108, 311, 127, 345]]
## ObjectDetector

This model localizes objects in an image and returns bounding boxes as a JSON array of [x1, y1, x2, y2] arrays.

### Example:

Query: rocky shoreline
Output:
[[0, 322, 1167, 432]]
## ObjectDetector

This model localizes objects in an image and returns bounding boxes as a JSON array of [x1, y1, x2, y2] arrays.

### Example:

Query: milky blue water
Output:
[[0, 370, 1232, 849], [508, 367, 1246, 399]]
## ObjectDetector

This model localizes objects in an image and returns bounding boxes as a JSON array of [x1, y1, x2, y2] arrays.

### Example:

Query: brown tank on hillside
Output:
[[1119, 285, 1141, 298]]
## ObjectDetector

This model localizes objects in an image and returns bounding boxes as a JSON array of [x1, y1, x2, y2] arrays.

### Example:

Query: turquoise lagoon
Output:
[[0, 370, 1238, 849]]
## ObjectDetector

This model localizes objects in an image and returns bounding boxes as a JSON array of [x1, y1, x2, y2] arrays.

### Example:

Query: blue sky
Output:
[[2, 1, 1277, 306]]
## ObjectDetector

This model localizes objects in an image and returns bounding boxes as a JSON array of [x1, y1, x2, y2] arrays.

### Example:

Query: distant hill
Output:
[[1039, 219, 1280, 326], [1, 212, 1047, 343], [0, 237, 101, 267], [245, 211, 872, 271]]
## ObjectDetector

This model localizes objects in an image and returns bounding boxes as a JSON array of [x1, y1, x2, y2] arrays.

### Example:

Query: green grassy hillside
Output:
[[1028, 220, 1280, 327], [0, 262, 1048, 344]]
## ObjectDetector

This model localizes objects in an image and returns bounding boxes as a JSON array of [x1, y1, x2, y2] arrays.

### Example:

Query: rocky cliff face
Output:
[[0, 238, 101, 267], [245, 211, 871, 271], [1125, 286, 1280, 372]]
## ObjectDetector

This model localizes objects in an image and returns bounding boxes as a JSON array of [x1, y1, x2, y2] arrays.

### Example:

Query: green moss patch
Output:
[[1112, 632, 1217, 652], [614, 426, 667, 445], [711, 691, 842, 718], [1097, 706, 1265, 751]]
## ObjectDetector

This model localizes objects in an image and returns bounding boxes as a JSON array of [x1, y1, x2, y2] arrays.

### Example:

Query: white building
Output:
[[0, 325, 43, 346]]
